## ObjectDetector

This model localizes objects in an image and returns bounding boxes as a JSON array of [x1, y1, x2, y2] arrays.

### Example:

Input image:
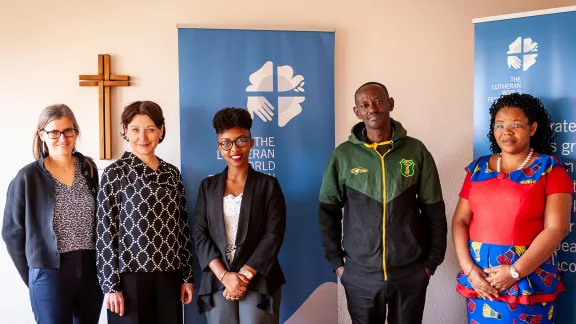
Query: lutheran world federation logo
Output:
[[507, 36, 538, 72], [246, 61, 305, 127]]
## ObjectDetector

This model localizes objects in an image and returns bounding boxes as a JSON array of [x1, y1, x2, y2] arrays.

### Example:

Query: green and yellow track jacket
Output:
[[319, 119, 447, 280]]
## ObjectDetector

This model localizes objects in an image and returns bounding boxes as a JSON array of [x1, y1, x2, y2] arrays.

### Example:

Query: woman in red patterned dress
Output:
[[452, 93, 572, 323]]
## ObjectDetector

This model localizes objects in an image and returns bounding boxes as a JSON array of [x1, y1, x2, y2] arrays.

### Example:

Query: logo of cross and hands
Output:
[[246, 61, 305, 127], [507, 37, 538, 72]]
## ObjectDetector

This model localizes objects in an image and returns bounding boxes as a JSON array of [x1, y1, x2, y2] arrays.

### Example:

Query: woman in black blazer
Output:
[[2, 104, 102, 324], [193, 107, 286, 324]]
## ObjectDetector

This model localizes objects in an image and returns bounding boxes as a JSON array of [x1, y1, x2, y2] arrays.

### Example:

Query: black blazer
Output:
[[2, 152, 98, 285], [193, 167, 286, 314]]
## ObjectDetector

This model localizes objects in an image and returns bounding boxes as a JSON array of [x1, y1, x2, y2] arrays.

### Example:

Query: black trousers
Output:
[[341, 267, 430, 324], [28, 250, 103, 324], [107, 270, 183, 324]]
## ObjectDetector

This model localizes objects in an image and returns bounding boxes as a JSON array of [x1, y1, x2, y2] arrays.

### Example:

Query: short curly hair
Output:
[[212, 107, 252, 134], [354, 81, 389, 100], [487, 93, 555, 154]]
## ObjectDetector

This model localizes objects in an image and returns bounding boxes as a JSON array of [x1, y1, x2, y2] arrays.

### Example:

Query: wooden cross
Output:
[[79, 54, 130, 160]]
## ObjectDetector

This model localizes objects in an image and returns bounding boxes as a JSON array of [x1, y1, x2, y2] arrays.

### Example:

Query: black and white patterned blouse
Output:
[[96, 152, 194, 293], [53, 159, 96, 253]]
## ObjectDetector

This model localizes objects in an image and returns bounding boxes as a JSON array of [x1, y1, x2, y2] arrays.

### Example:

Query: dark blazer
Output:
[[193, 167, 286, 314], [2, 152, 98, 285]]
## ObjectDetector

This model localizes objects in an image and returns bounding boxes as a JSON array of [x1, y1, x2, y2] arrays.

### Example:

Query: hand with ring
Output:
[[221, 272, 248, 300], [485, 265, 517, 296], [223, 288, 242, 301], [490, 282, 508, 292], [467, 264, 499, 300]]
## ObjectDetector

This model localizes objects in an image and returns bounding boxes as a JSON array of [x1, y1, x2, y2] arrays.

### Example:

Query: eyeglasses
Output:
[[493, 123, 531, 132], [42, 128, 79, 139], [219, 136, 250, 151]]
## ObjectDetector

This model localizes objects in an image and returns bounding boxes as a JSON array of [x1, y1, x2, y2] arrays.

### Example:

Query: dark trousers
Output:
[[341, 268, 430, 324], [28, 250, 103, 324], [107, 270, 183, 324]]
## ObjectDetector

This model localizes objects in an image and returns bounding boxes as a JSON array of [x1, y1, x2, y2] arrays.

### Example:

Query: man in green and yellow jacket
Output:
[[318, 82, 447, 324]]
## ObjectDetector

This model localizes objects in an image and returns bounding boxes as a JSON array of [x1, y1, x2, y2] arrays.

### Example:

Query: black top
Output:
[[96, 152, 194, 294], [193, 167, 286, 314], [2, 152, 98, 285]]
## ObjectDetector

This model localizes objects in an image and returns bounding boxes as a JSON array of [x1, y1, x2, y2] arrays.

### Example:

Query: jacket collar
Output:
[[120, 151, 166, 172], [36, 151, 87, 173], [348, 119, 409, 156]]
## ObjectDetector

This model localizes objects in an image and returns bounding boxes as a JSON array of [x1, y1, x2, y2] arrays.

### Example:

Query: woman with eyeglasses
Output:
[[452, 93, 572, 323], [193, 107, 286, 324], [96, 101, 194, 324], [2, 104, 103, 324]]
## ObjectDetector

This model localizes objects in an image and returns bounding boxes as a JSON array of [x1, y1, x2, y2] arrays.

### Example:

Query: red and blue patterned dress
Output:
[[456, 154, 572, 324]]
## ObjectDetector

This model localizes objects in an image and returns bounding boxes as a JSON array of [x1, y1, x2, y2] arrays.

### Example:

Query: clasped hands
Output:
[[468, 265, 518, 301], [221, 271, 250, 301]]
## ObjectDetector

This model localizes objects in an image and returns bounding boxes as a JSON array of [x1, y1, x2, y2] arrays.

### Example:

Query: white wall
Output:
[[1, 0, 575, 323]]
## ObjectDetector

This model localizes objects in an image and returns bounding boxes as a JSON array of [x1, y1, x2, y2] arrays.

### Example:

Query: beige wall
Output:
[[1, 0, 575, 323]]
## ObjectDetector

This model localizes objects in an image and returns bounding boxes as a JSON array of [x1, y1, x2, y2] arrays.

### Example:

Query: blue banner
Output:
[[474, 9, 576, 323], [178, 27, 336, 323]]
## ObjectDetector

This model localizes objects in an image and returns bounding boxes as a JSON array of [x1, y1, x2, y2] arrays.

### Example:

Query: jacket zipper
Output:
[[380, 150, 391, 281], [365, 141, 392, 281]]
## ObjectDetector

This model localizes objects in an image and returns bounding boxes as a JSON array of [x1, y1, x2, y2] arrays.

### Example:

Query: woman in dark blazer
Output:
[[193, 107, 286, 324], [2, 104, 103, 324]]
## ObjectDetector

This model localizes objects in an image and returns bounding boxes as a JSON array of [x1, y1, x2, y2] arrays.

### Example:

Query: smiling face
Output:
[[217, 126, 254, 168], [125, 114, 164, 158], [353, 84, 395, 131], [39, 117, 78, 157], [493, 107, 537, 155]]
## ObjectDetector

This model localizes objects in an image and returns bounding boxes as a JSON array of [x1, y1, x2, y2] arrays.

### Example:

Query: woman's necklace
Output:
[[496, 148, 534, 179]]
